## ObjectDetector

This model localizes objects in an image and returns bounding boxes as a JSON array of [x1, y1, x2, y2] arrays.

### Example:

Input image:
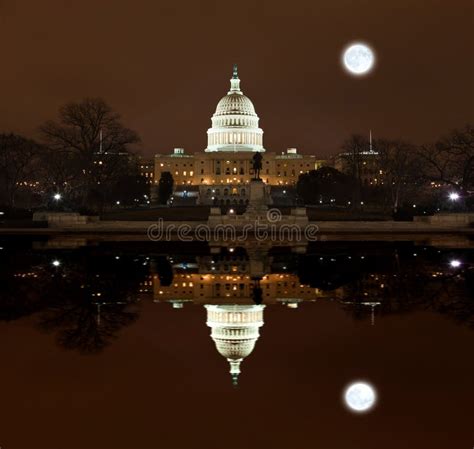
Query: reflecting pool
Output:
[[0, 238, 473, 448]]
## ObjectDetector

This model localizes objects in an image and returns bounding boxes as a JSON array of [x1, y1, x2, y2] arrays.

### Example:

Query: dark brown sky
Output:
[[1, 0, 473, 157]]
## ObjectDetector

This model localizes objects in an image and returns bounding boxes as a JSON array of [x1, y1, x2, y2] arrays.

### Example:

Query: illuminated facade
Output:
[[153, 66, 325, 205], [137, 157, 154, 185]]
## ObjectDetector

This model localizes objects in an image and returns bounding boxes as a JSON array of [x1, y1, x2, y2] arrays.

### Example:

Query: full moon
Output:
[[344, 382, 377, 412], [342, 43, 375, 75]]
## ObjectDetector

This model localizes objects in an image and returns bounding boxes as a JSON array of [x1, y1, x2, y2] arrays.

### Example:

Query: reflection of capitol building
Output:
[[153, 65, 324, 205], [138, 249, 347, 306], [134, 248, 393, 383], [206, 304, 265, 386], [143, 249, 345, 306], [152, 272, 326, 305]]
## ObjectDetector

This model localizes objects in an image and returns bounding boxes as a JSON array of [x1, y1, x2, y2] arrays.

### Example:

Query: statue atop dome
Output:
[[232, 63, 238, 79]]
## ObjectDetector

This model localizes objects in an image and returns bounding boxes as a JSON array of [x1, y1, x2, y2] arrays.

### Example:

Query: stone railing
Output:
[[208, 207, 308, 227], [33, 212, 99, 227], [414, 213, 474, 226]]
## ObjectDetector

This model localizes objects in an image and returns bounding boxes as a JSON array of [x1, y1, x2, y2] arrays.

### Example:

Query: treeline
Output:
[[297, 125, 474, 214], [0, 98, 147, 213]]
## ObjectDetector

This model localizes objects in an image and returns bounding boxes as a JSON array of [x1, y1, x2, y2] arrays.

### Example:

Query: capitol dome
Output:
[[214, 93, 257, 117], [205, 304, 265, 386], [206, 65, 265, 153]]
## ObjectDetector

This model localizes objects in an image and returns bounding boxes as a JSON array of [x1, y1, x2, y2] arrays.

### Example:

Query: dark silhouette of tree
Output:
[[40, 98, 140, 210], [418, 124, 474, 206], [0, 248, 148, 353], [296, 167, 351, 205], [297, 253, 363, 290], [39, 145, 81, 200], [110, 173, 149, 206], [336, 248, 474, 328], [375, 139, 422, 213], [0, 133, 40, 208], [158, 171, 174, 205], [38, 297, 139, 354], [152, 256, 174, 286], [35, 253, 146, 353]]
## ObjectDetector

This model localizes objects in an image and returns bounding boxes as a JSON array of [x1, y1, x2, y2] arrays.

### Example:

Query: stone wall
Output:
[[414, 213, 474, 226], [33, 212, 99, 227]]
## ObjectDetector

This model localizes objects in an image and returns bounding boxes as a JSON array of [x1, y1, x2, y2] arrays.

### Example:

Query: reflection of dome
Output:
[[206, 64, 265, 153], [205, 304, 265, 385]]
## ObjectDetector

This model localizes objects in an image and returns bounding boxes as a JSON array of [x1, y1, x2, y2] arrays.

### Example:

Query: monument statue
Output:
[[252, 152, 263, 181]]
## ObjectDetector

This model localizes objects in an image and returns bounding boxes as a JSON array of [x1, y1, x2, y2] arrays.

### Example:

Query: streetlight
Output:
[[449, 259, 461, 268], [52, 260, 61, 267], [53, 193, 62, 201], [449, 192, 460, 201]]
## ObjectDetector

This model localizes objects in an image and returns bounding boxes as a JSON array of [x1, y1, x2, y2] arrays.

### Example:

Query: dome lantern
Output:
[[229, 63, 241, 94]]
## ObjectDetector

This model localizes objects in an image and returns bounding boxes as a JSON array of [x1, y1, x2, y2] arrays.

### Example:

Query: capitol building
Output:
[[153, 65, 324, 205]]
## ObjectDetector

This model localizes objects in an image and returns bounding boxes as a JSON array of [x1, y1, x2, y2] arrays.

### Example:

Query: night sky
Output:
[[1, 0, 473, 157]]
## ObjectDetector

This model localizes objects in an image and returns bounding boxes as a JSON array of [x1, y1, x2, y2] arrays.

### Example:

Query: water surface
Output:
[[0, 238, 472, 449]]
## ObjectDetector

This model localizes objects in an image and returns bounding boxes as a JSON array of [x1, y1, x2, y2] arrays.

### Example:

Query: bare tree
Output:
[[40, 98, 140, 207], [375, 139, 422, 213], [0, 133, 40, 207], [418, 124, 474, 198], [39, 146, 81, 198]]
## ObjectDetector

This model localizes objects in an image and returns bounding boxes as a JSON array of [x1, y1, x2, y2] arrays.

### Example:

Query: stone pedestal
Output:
[[245, 180, 272, 218]]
